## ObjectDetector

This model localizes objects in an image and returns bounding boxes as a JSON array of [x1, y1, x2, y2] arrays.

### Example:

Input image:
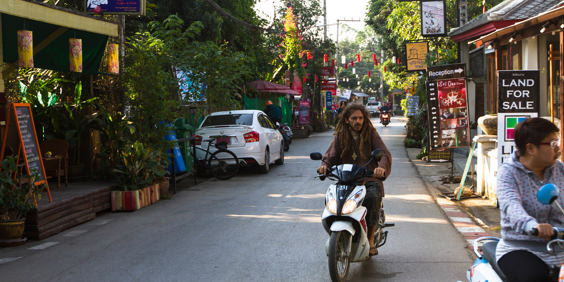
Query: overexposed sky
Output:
[[254, 0, 371, 41]]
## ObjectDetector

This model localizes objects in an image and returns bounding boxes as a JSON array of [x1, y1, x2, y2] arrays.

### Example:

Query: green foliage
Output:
[[0, 156, 45, 221], [112, 141, 166, 191]]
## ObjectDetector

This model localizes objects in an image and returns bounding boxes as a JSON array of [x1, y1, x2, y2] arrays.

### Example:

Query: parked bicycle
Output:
[[189, 136, 239, 180]]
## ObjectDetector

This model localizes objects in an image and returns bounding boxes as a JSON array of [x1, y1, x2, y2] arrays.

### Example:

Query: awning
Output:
[[248, 80, 301, 95], [1, 0, 118, 74]]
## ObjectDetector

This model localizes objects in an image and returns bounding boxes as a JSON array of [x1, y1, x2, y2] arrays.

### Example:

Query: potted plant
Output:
[[0, 156, 44, 246], [111, 141, 165, 211]]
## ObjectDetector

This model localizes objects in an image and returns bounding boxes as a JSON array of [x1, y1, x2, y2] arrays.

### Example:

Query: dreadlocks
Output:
[[334, 103, 377, 161]]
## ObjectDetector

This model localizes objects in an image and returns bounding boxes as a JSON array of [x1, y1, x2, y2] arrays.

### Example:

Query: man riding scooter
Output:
[[379, 103, 390, 126], [318, 103, 392, 256]]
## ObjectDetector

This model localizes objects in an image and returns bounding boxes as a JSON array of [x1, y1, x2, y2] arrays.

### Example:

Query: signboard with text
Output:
[[86, 0, 146, 14], [406, 42, 428, 71], [426, 63, 466, 150], [497, 70, 539, 165], [437, 78, 470, 148], [407, 95, 419, 116]]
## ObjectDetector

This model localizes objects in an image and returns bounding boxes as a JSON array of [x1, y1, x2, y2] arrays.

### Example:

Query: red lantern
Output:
[[307, 52, 312, 60], [384, 66, 387, 72], [315, 75, 318, 83], [357, 54, 360, 62], [368, 71, 371, 77], [324, 54, 328, 62], [351, 60, 354, 67], [332, 59, 335, 67], [372, 54, 376, 61], [375, 59, 378, 66], [304, 76, 307, 82], [397, 58, 400, 64]]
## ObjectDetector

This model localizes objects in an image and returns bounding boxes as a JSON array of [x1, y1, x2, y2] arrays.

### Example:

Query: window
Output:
[[201, 114, 253, 127]]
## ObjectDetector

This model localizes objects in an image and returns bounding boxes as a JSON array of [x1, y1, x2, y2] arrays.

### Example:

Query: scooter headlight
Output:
[[327, 199, 338, 214], [342, 200, 357, 215]]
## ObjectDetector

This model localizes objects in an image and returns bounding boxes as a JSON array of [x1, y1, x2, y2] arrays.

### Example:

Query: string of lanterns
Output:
[[17, 29, 119, 74]]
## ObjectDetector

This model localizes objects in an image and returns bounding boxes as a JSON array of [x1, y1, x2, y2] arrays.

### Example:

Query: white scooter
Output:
[[468, 183, 564, 282], [311, 149, 394, 282]]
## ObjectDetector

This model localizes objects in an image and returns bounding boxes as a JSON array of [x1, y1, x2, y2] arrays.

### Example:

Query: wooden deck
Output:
[[25, 181, 115, 240]]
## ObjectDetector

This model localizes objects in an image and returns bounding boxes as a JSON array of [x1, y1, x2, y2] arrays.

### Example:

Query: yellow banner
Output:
[[406, 42, 428, 71], [69, 38, 82, 72], [108, 43, 119, 74], [17, 30, 33, 68]]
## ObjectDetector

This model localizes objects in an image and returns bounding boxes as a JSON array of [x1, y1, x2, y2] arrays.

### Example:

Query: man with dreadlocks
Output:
[[318, 103, 392, 256]]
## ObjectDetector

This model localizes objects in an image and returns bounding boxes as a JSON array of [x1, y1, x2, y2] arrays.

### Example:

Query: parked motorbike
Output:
[[467, 183, 564, 282], [276, 122, 293, 151], [311, 149, 394, 282], [380, 111, 390, 127]]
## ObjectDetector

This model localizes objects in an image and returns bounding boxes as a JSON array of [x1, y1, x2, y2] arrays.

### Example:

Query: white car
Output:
[[194, 110, 284, 173], [366, 101, 382, 116]]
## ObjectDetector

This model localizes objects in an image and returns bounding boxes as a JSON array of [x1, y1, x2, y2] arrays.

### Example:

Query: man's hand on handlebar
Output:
[[536, 223, 555, 241], [373, 167, 386, 178], [318, 165, 328, 175]]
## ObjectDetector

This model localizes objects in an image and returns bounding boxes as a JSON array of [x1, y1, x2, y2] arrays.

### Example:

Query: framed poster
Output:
[[437, 78, 470, 148], [420, 0, 447, 37], [406, 42, 428, 71]]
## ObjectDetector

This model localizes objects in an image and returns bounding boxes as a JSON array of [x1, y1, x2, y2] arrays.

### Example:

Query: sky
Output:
[[254, 0, 371, 41]]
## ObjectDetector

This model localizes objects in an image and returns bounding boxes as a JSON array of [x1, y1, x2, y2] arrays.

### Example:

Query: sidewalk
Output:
[[405, 147, 501, 246]]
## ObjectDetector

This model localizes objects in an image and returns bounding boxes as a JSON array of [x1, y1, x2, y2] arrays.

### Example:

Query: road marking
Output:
[[0, 257, 22, 264], [28, 241, 59, 250], [450, 216, 473, 223], [457, 226, 486, 233], [92, 219, 112, 226], [63, 230, 87, 237]]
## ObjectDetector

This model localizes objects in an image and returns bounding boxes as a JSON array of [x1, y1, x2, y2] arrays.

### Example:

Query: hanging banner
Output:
[[426, 63, 466, 150], [17, 30, 33, 68], [420, 0, 447, 37], [406, 42, 428, 71], [437, 78, 470, 148], [69, 38, 83, 73], [108, 43, 119, 74], [497, 70, 539, 165]]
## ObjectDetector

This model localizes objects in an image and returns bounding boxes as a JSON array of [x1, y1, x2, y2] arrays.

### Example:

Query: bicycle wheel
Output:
[[208, 150, 239, 180]]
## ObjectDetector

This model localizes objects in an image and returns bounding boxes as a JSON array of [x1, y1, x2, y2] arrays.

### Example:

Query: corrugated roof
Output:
[[449, 0, 562, 38]]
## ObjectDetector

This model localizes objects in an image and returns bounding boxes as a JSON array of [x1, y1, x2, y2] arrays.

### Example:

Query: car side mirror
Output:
[[310, 152, 323, 160], [538, 183, 559, 205]]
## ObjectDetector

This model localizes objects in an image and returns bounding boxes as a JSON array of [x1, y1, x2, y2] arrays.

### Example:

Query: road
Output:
[[0, 117, 473, 281]]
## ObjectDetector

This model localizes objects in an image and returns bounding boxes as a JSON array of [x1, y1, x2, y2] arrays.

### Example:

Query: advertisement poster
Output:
[[497, 70, 539, 165], [406, 42, 428, 71], [298, 100, 311, 125], [426, 63, 465, 150], [86, 0, 145, 14], [420, 0, 447, 37], [437, 78, 470, 148]]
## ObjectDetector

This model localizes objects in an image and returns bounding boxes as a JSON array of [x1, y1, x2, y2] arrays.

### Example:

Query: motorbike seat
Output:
[[482, 241, 507, 281]]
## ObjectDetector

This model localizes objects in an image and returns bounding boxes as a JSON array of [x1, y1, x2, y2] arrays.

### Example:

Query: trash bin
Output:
[[174, 117, 194, 173]]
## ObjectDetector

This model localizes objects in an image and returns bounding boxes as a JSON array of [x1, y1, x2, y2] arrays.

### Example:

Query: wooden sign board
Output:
[[1, 103, 51, 202]]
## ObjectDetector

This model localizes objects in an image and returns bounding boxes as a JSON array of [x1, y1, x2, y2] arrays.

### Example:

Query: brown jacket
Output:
[[322, 129, 392, 193]]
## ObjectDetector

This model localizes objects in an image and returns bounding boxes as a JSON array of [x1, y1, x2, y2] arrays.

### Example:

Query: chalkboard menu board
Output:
[[1, 103, 48, 187]]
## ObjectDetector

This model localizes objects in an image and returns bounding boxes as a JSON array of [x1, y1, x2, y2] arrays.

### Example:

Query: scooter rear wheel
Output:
[[328, 231, 352, 282]]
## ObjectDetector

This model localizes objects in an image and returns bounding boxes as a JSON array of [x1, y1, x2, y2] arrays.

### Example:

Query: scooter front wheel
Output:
[[328, 231, 352, 282]]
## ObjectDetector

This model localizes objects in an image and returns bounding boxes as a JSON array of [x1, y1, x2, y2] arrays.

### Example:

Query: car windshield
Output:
[[368, 102, 378, 106], [201, 114, 253, 127]]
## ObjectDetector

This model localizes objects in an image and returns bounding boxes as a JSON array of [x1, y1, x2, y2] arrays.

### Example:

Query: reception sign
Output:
[[426, 63, 466, 150], [497, 70, 539, 165]]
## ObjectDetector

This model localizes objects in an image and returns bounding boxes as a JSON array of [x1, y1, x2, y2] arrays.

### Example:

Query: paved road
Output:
[[0, 117, 472, 281]]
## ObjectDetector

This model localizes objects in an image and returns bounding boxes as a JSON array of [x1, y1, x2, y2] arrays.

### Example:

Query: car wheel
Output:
[[275, 143, 284, 165], [259, 148, 270, 173]]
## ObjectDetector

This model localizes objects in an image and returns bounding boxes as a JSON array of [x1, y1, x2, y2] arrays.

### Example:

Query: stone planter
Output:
[[111, 184, 160, 212], [477, 114, 498, 135], [0, 219, 27, 247]]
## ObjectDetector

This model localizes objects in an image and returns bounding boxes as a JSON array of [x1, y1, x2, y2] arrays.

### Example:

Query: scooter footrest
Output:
[[376, 230, 388, 248]]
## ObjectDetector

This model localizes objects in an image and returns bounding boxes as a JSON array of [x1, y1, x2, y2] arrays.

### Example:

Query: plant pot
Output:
[[0, 219, 27, 247], [111, 190, 141, 211], [158, 178, 170, 198], [477, 114, 498, 135]]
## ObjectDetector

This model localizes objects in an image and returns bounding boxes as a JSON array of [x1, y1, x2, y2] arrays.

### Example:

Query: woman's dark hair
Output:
[[514, 117, 559, 155]]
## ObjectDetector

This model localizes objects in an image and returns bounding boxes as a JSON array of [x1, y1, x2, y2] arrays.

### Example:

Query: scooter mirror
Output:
[[371, 149, 385, 162], [310, 152, 323, 160], [537, 183, 559, 205]]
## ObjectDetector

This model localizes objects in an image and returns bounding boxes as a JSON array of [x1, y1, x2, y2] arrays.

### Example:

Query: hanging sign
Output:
[[406, 42, 428, 71], [420, 0, 447, 37], [497, 70, 539, 165], [69, 38, 83, 73], [426, 63, 465, 150], [325, 91, 332, 111]]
